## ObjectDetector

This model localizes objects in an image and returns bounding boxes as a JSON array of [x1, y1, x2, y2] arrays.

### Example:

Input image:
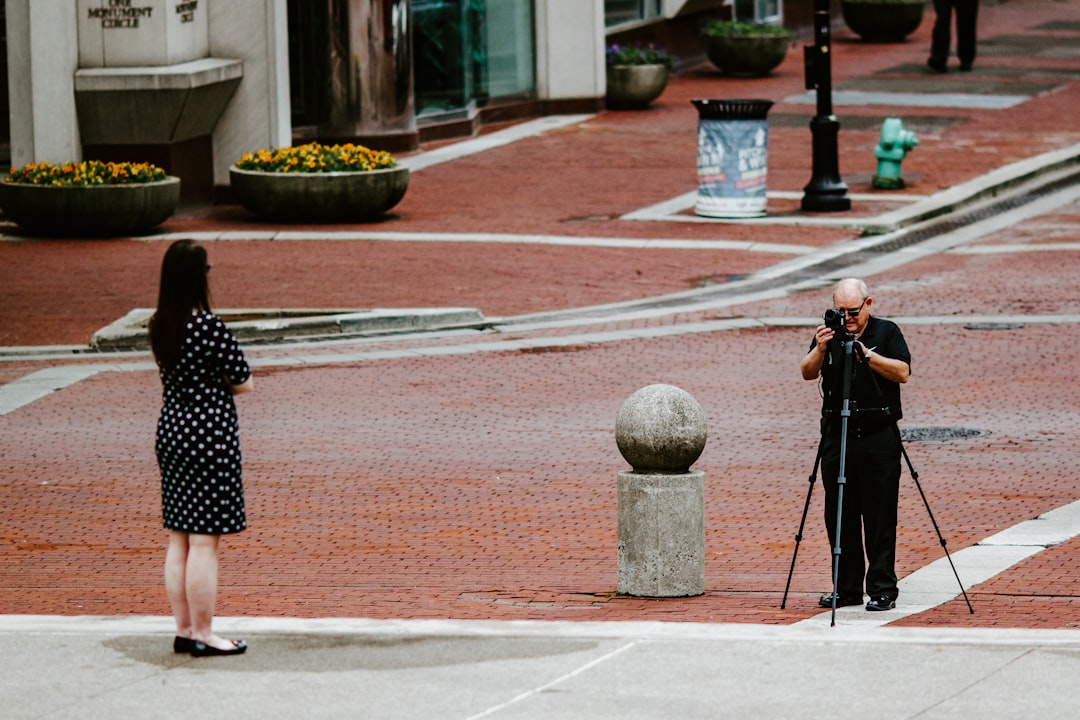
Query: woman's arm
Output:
[[230, 376, 254, 395]]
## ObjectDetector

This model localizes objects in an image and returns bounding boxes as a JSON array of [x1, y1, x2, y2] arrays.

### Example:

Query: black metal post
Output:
[[801, 0, 851, 212]]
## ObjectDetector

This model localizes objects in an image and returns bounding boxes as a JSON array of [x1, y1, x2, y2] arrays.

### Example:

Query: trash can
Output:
[[692, 99, 774, 218]]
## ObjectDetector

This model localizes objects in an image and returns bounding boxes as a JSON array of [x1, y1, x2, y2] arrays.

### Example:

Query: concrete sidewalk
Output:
[[3, 615, 1079, 720]]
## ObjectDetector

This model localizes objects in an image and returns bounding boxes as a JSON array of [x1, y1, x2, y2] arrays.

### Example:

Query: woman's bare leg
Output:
[[185, 533, 236, 650], [164, 530, 192, 638]]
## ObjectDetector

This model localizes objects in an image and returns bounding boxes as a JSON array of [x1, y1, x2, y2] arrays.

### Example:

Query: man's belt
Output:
[[820, 408, 895, 438]]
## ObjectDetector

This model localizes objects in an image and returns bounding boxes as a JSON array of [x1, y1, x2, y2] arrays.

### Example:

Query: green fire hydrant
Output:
[[872, 117, 918, 189]]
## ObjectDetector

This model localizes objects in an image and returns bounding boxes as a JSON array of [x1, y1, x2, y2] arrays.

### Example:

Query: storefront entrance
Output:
[[287, 0, 536, 141]]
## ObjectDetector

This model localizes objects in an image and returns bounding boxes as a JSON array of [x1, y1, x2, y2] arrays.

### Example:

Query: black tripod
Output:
[[780, 336, 973, 626]]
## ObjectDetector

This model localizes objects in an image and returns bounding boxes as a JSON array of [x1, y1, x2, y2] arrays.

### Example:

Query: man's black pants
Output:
[[821, 425, 901, 600], [930, 0, 980, 67]]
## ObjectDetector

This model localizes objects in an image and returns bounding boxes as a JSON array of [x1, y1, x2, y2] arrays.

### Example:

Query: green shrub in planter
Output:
[[701, 21, 794, 77], [841, 0, 925, 43]]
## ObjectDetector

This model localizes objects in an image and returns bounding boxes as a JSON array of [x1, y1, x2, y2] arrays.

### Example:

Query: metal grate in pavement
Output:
[[900, 427, 989, 442], [964, 322, 1026, 331]]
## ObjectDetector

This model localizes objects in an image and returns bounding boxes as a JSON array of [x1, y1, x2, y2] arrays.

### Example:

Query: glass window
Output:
[[605, 0, 662, 28], [733, 0, 781, 23], [756, 0, 781, 24], [414, 0, 536, 118], [481, 0, 536, 99]]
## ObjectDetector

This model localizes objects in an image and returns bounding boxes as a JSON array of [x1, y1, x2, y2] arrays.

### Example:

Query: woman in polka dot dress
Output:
[[149, 239, 253, 657]]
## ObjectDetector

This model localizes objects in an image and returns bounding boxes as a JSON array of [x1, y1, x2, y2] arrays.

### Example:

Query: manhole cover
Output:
[[901, 427, 988, 442]]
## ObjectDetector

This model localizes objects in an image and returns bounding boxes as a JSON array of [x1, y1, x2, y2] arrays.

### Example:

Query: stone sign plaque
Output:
[[78, 0, 209, 67]]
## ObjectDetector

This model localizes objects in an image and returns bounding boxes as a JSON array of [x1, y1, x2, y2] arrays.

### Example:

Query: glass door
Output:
[[414, 0, 481, 116], [413, 0, 536, 119]]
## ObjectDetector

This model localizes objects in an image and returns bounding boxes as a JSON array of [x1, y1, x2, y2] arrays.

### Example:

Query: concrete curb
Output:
[[88, 306, 489, 351]]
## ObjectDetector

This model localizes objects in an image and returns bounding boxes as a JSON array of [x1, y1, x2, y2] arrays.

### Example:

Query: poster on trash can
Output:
[[695, 119, 768, 218]]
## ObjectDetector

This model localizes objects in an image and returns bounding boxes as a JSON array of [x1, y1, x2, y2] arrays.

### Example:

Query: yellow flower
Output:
[[234, 142, 397, 173]]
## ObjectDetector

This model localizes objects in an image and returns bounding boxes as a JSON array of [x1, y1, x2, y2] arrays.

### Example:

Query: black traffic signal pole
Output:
[[801, 0, 851, 212]]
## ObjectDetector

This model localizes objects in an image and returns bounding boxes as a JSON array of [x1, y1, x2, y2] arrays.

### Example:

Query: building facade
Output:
[[4, 0, 799, 203]]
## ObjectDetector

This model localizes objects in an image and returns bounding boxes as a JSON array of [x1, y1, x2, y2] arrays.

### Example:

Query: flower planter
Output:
[[606, 64, 670, 110], [229, 165, 410, 223], [703, 34, 791, 77], [0, 177, 180, 237], [841, 0, 925, 42]]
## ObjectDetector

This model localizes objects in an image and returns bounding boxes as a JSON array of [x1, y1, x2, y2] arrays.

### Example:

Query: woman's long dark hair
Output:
[[149, 239, 211, 372]]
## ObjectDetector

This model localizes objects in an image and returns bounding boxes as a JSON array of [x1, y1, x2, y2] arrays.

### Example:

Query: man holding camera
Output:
[[800, 278, 911, 611]]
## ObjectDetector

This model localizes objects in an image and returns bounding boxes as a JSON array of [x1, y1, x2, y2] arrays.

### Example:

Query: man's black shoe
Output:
[[926, 57, 947, 73], [818, 592, 863, 608], [865, 595, 896, 611]]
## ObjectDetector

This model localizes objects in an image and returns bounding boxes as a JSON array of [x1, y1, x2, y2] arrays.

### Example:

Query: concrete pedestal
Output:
[[617, 470, 705, 597]]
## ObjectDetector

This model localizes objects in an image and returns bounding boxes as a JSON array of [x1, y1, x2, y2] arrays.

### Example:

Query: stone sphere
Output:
[[616, 384, 707, 473]]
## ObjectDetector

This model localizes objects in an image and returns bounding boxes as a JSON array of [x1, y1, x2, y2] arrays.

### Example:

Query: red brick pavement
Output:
[[2, 0, 1080, 629], [2, 312, 1079, 627]]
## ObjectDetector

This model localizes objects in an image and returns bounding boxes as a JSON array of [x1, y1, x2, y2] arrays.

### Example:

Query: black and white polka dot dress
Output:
[[156, 311, 251, 535]]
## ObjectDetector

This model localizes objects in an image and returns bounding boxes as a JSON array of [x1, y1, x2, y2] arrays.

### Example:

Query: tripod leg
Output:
[[829, 340, 857, 627], [830, 453, 847, 626], [895, 431, 974, 614], [781, 436, 825, 609]]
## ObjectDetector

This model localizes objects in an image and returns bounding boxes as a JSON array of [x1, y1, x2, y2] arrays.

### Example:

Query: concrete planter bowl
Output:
[[605, 64, 670, 109], [0, 177, 180, 237], [229, 165, 410, 223], [703, 33, 791, 77], [841, 0, 925, 42]]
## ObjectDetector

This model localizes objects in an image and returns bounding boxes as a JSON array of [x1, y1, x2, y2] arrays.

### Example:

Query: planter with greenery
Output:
[[701, 20, 794, 77], [230, 142, 409, 223], [0, 161, 179, 236], [841, 0, 925, 42], [605, 44, 675, 110]]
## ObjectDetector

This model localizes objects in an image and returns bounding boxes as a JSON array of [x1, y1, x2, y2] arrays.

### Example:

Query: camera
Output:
[[823, 307, 846, 332], [823, 308, 854, 342]]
